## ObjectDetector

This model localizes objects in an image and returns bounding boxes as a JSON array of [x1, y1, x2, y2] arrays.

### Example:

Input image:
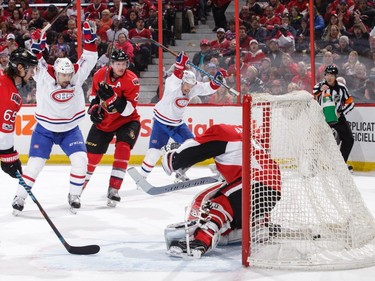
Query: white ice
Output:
[[1, 165, 375, 281]]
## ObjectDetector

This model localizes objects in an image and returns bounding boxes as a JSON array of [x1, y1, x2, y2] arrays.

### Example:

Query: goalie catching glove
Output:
[[88, 96, 104, 124], [97, 82, 127, 113], [30, 29, 47, 55], [0, 149, 22, 178]]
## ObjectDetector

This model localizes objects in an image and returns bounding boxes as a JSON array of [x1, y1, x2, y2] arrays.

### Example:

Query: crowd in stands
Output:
[[0, 0, 375, 104]]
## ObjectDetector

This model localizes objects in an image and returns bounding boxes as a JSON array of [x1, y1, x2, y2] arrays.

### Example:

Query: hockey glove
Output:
[[83, 21, 97, 44], [210, 70, 224, 90], [87, 96, 104, 124], [30, 28, 46, 55], [175, 51, 189, 70], [0, 149, 22, 178], [97, 82, 127, 113]]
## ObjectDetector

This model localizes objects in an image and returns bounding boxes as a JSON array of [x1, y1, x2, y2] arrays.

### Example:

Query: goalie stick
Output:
[[130, 37, 240, 97], [127, 167, 220, 195], [16, 172, 100, 255]]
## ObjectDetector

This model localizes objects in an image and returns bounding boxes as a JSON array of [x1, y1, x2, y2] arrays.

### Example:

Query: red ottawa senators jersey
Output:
[[0, 70, 22, 134], [91, 67, 140, 132]]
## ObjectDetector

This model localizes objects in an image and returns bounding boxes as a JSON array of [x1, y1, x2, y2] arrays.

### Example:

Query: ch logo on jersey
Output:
[[51, 89, 75, 103], [11, 92, 22, 105], [175, 97, 189, 108]]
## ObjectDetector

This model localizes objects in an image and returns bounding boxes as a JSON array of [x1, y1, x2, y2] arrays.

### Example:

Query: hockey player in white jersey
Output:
[[139, 51, 224, 182], [12, 21, 99, 215]]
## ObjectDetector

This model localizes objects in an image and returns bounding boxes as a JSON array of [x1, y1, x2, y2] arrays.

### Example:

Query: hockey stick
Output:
[[127, 167, 220, 195], [16, 172, 100, 255], [130, 37, 240, 97], [41, 0, 74, 36]]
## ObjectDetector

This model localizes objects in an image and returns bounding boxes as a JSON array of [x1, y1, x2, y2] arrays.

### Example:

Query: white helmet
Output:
[[54, 57, 74, 74], [182, 70, 196, 85]]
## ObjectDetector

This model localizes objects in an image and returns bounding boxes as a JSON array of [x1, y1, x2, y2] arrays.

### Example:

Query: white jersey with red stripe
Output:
[[153, 73, 216, 126], [33, 48, 98, 132]]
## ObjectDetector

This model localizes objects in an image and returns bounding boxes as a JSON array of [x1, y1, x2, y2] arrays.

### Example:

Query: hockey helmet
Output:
[[324, 65, 338, 76], [182, 70, 197, 85], [54, 57, 74, 74], [110, 49, 129, 62], [9, 48, 38, 69]]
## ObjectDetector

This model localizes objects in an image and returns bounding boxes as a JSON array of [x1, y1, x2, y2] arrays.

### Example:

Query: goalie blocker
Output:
[[161, 124, 281, 258]]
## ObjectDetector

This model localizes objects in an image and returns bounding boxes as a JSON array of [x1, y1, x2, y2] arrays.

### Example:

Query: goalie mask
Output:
[[54, 57, 74, 88]]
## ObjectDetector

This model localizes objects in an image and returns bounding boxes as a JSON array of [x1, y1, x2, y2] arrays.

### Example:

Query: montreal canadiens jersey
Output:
[[153, 73, 217, 126], [33, 48, 98, 132], [0, 70, 22, 150]]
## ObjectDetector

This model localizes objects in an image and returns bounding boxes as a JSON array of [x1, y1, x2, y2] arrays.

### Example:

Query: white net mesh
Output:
[[246, 91, 375, 270]]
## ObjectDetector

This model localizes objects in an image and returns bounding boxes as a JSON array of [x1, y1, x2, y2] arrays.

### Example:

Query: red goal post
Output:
[[242, 91, 375, 270]]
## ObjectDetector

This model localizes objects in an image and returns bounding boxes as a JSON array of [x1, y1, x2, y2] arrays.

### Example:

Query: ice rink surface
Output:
[[1, 165, 375, 281]]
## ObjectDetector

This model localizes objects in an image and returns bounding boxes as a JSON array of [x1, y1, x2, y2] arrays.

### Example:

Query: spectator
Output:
[[287, 81, 301, 93], [106, 18, 129, 42], [239, 5, 252, 30], [258, 57, 272, 84], [226, 56, 249, 87], [279, 13, 298, 37], [320, 24, 341, 52], [3, 0, 17, 19], [128, 17, 152, 71], [0, 47, 9, 70], [19, 0, 33, 21], [67, 1, 85, 22], [192, 38, 216, 68], [48, 34, 70, 64], [114, 32, 135, 71], [316, 51, 336, 81], [242, 65, 266, 96], [269, 79, 285, 95], [7, 9, 23, 35], [342, 50, 360, 77], [5, 33, 18, 54], [260, 5, 282, 35], [239, 25, 251, 52], [265, 38, 283, 67], [346, 62, 368, 101], [356, 0, 375, 29], [28, 9, 46, 30], [208, 82, 234, 104], [225, 18, 236, 41], [312, 6, 325, 39], [363, 79, 375, 102], [109, 0, 128, 20], [183, 0, 199, 33], [273, 25, 295, 53], [99, 9, 113, 34], [209, 0, 232, 32], [85, 0, 107, 20], [247, 16, 268, 44], [269, 0, 287, 17], [289, 7, 303, 31], [243, 39, 265, 67], [291, 61, 312, 91], [286, 0, 308, 15], [63, 19, 78, 43], [332, 35, 353, 66], [246, 0, 263, 17], [279, 52, 298, 84], [124, 9, 139, 30], [345, 23, 370, 56], [210, 28, 231, 55], [134, 0, 154, 20]]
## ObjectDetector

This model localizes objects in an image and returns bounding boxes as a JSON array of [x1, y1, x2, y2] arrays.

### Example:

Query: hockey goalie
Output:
[[162, 124, 281, 258]]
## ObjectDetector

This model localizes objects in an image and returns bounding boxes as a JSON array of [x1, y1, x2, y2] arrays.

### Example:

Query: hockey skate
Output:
[[107, 187, 121, 207], [174, 168, 190, 183], [68, 193, 81, 214], [167, 239, 208, 259], [12, 196, 25, 216]]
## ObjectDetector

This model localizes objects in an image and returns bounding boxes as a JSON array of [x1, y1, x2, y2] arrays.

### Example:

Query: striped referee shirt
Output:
[[313, 80, 355, 116]]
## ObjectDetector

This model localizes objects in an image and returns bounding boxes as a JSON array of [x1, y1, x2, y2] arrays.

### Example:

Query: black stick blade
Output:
[[67, 244, 100, 255]]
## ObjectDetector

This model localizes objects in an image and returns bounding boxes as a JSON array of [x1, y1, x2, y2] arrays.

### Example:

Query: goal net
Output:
[[242, 90, 375, 270]]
